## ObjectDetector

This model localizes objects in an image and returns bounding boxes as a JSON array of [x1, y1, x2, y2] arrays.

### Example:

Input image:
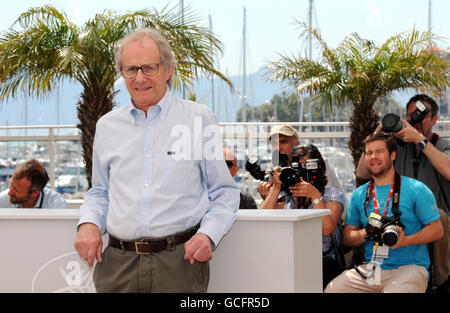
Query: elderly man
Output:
[[74, 29, 240, 293], [0, 159, 68, 209]]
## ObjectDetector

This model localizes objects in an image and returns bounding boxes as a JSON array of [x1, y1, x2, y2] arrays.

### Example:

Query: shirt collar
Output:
[[127, 90, 172, 125]]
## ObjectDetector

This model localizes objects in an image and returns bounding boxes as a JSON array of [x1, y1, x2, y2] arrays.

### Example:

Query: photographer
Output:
[[326, 132, 443, 293], [257, 124, 345, 207], [261, 144, 346, 288], [0, 159, 68, 209], [356, 94, 450, 291], [224, 147, 257, 210]]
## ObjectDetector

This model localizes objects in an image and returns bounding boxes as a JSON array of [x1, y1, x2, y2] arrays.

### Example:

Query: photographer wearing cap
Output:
[[257, 124, 345, 207], [261, 144, 346, 288], [356, 94, 450, 291], [326, 132, 443, 293], [257, 125, 300, 208]]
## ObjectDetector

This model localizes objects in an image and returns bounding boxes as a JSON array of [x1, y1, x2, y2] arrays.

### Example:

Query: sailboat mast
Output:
[[428, 0, 432, 30], [307, 0, 313, 124], [241, 6, 247, 122], [308, 0, 313, 61], [180, 0, 186, 99], [209, 14, 215, 115]]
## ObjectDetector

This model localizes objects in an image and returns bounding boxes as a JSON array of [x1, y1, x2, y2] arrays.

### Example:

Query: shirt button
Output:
[[146, 154, 150, 158], [144, 183, 149, 188]]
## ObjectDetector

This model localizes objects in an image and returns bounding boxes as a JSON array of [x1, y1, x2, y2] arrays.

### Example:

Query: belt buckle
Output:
[[135, 240, 151, 255]]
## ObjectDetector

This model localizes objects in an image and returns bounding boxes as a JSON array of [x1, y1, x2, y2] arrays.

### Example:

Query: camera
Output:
[[278, 156, 326, 192], [382, 100, 431, 133], [278, 155, 327, 208], [245, 155, 271, 182], [381, 113, 403, 133], [365, 212, 405, 247], [245, 150, 289, 182]]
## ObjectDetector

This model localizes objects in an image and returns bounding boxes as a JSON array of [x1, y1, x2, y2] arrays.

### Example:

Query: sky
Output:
[[0, 0, 449, 126], [0, 0, 449, 77]]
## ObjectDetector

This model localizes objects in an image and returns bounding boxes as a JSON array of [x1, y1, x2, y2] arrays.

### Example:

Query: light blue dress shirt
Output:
[[0, 187, 68, 208], [78, 91, 240, 245]]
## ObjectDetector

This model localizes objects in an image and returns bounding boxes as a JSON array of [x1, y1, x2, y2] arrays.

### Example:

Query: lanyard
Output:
[[364, 172, 401, 219], [37, 191, 44, 209], [370, 178, 394, 217]]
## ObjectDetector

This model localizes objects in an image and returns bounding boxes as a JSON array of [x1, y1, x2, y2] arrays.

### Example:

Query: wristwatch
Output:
[[312, 196, 323, 205], [417, 138, 429, 150]]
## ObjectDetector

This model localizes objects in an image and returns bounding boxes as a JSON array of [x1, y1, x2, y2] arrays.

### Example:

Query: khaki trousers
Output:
[[93, 243, 210, 293], [324, 264, 428, 293]]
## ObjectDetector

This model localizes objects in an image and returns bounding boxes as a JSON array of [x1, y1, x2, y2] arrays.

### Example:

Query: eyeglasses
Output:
[[121, 63, 161, 78]]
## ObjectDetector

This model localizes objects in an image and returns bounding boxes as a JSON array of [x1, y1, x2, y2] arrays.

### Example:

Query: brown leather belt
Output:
[[109, 224, 199, 254]]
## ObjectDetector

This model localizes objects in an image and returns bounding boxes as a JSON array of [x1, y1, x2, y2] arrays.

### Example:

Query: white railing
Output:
[[0, 121, 449, 200]]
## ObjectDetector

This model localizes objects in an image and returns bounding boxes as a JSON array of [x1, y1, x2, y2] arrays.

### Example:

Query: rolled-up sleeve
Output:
[[77, 120, 109, 234], [197, 113, 240, 247]]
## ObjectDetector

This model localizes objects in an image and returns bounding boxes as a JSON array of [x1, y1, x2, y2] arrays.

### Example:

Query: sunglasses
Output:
[[226, 160, 235, 168]]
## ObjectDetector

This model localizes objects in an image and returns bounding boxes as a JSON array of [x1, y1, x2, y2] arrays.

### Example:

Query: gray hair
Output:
[[115, 28, 177, 88]]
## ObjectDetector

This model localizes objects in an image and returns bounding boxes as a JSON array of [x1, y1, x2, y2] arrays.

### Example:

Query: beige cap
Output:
[[269, 124, 300, 139]]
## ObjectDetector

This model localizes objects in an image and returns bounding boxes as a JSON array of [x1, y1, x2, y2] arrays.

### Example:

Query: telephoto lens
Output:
[[382, 113, 403, 133]]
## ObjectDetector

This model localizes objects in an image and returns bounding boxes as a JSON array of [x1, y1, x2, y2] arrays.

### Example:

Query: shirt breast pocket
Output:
[[164, 156, 200, 193]]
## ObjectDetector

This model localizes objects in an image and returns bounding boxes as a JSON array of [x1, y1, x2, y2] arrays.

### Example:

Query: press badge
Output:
[[372, 244, 389, 259]]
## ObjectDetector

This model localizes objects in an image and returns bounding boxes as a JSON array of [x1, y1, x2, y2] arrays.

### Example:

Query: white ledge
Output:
[[237, 209, 330, 221], [0, 209, 80, 220], [0, 208, 330, 221]]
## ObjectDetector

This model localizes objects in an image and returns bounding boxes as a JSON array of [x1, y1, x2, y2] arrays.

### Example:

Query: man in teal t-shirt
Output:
[[325, 132, 443, 293]]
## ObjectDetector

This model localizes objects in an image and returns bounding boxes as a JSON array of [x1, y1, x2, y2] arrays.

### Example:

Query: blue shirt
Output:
[[78, 91, 240, 245], [0, 187, 68, 209], [346, 176, 440, 270]]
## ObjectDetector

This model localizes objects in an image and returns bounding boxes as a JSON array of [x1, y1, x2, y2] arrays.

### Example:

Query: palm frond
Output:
[[265, 23, 450, 172]]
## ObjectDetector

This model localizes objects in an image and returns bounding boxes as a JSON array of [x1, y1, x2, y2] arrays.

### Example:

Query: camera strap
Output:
[[358, 173, 402, 283], [363, 172, 401, 218], [412, 132, 439, 179], [37, 191, 44, 209], [430, 132, 439, 145], [371, 179, 394, 217]]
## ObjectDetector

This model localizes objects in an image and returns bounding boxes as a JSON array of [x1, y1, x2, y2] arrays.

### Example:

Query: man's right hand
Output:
[[74, 223, 103, 267]]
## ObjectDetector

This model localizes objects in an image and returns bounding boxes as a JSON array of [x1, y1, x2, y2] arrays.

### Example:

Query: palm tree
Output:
[[267, 22, 450, 185], [0, 4, 231, 186]]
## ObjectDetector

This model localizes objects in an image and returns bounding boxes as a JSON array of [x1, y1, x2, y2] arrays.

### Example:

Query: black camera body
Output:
[[382, 100, 431, 133], [365, 212, 405, 247], [279, 156, 326, 192], [245, 155, 270, 182], [245, 150, 289, 182]]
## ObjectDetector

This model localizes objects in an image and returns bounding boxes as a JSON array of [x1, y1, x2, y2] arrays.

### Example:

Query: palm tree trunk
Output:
[[77, 82, 116, 188], [348, 106, 379, 187]]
